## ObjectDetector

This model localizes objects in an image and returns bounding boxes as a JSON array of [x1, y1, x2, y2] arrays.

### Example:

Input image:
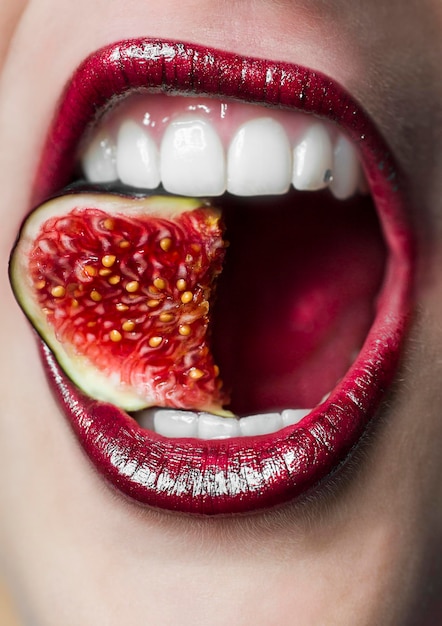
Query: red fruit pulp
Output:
[[25, 202, 227, 411]]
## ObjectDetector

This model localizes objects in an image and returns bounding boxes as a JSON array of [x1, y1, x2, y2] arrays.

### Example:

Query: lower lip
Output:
[[35, 39, 413, 515]]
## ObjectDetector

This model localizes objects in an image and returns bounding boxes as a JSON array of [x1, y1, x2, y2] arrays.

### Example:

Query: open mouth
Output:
[[9, 39, 413, 515]]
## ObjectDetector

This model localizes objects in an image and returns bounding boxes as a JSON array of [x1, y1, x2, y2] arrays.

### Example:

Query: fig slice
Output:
[[10, 193, 229, 414]]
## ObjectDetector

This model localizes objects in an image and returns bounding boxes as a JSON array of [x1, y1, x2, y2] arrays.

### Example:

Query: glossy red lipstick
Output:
[[30, 39, 412, 515]]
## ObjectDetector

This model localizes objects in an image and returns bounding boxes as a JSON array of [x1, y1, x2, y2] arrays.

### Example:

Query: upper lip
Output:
[[30, 38, 413, 515]]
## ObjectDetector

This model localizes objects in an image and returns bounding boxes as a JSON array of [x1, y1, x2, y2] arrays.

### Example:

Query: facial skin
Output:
[[0, 1, 442, 624]]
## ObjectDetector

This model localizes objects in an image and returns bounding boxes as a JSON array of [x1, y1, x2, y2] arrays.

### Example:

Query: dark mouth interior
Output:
[[211, 189, 386, 416]]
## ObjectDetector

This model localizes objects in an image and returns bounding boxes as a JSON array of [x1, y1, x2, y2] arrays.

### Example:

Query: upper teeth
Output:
[[80, 95, 367, 200]]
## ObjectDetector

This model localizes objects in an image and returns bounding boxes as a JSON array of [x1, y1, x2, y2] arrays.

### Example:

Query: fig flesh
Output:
[[10, 193, 228, 414]]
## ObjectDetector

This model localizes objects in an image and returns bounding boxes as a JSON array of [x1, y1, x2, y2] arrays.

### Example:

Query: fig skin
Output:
[[10, 193, 229, 415]]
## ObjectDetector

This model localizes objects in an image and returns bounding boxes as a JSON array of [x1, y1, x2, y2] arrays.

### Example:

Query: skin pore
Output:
[[1, 1, 442, 624]]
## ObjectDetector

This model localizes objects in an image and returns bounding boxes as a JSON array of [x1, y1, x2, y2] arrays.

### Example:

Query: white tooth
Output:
[[281, 408, 311, 426], [198, 414, 240, 440], [292, 123, 333, 191], [153, 409, 198, 438], [82, 129, 117, 183], [135, 409, 155, 430], [160, 115, 226, 196], [330, 133, 361, 200], [116, 120, 160, 189], [227, 117, 292, 196], [239, 412, 282, 437]]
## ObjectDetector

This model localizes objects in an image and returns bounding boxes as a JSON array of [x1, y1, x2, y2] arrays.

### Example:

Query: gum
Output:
[[79, 92, 341, 154]]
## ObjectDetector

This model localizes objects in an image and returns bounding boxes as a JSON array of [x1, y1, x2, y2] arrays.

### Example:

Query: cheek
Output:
[[0, 0, 28, 66]]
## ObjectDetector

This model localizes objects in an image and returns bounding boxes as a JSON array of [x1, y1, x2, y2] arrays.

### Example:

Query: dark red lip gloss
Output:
[[31, 39, 412, 515]]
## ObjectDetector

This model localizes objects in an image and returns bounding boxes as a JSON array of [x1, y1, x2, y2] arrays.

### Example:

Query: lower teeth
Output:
[[135, 404, 320, 440]]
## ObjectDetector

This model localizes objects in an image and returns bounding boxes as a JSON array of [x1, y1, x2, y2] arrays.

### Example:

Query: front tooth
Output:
[[116, 120, 160, 189], [227, 117, 292, 196], [198, 413, 240, 439], [330, 133, 361, 200], [135, 409, 155, 430], [281, 408, 311, 426], [153, 409, 199, 438], [239, 412, 283, 436], [292, 123, 333, 191], [160, 115, 226, 196], [82, 129, 118, 183]]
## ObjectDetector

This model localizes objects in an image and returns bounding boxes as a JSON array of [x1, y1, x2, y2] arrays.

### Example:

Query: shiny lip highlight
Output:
[[31, 39, 413, 515]]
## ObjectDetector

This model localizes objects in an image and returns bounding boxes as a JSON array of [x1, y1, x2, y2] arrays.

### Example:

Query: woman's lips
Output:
[[30, 39, 413, 515]]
